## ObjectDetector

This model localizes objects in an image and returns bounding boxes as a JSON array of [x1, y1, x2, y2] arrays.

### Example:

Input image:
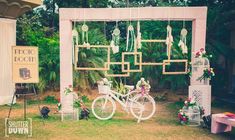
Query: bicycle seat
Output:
[[124, 85, 135, 90]]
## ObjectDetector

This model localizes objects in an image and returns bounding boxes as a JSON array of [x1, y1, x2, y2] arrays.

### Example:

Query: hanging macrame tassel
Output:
[[82, 23, 90, 49], [126, 24, 136, 52], [178, 28, 188, 54], [111, 25, 120, 54], [126, 26, 130, 51], [72, 23, 79, 65], [136, 21, 142, 50], [166, 25, 174, 58]]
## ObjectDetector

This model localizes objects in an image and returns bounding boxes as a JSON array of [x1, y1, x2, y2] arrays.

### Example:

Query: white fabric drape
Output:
[[0, 18, 16, 105]]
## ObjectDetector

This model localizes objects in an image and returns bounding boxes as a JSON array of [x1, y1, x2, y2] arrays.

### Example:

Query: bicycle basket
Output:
[[98, 85, 110, 94]]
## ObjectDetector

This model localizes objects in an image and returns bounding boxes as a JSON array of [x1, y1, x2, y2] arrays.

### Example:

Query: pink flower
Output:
[[69, 85, 72, 88], [182, 117, 187, 122], [208, 70, 211, 74], [200, 48, 204, 52]]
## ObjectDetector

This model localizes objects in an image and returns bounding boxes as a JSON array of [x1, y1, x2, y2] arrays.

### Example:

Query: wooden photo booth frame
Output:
[[60, 7, 208, 114]]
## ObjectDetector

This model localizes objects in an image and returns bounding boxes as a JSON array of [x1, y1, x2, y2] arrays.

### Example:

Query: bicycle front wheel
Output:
[[92, 95, 116, 120], [130, 94, 156, 121]]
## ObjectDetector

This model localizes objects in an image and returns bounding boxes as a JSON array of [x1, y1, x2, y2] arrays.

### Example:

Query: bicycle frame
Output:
[[105, 89, 139, 110], [93, 86, 155, 123]]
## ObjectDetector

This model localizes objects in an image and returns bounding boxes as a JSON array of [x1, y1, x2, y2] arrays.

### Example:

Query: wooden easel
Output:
[[7, 83, 44, 124]]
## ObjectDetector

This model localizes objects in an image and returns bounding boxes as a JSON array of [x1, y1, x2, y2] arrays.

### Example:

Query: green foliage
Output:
[[17, 14, 60, 92], [27, 99, 39, 105], [81, 95, 89, 103], [114, 81, 128, 95], [73, 95, 89, 108], [43, 95, 58, 104], [73, 25, 108, 90]]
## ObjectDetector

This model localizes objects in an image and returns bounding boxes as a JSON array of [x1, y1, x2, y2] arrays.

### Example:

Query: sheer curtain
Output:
[[0, 18, 16, 105]]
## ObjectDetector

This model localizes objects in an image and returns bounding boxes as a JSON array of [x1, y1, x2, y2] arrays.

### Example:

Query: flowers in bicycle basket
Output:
[[197, 68, 215, 81], [64, 85, 73, 95], [136, 78, 151, 94], [97, 78, 111, 86]]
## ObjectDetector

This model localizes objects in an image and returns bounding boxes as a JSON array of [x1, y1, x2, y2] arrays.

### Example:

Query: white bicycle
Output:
[[92, 84, 156, 122]]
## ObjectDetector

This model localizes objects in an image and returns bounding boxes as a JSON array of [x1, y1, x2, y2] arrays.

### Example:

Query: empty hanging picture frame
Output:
[[121, 52, 142, 72], [104, 62, 130, 77], [74, 45, 110, 70], [162, 59, 188, 75]]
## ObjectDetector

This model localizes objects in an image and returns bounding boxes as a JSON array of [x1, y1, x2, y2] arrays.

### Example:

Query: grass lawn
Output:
[[0, 98, 234, 140]]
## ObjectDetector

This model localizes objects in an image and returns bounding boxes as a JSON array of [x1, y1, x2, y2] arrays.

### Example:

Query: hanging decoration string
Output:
[[72, 21, 79, 64], [110, 15, 120, 54], [126, 3, 136, 52], [178, 1, 188, 54], [82, 8, 90, 49], [136, 7, 142, 50], [165, 7, 174, 59]]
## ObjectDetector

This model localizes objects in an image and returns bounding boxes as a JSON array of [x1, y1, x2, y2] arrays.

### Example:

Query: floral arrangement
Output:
[[136, 78, 151, 94], [199, 106, 205, 116], [97, 78, 112, 87], [197, 68, 215, 81], [184, 98, 196, 107], [195, 48, 212, 59], [178, 98, 205, 124], [64, 85, 73, 95], [73, 95, 89, 109], [57, 97, 62, 111], [178, 109, 189, 124], [74, 95, 90, 120]]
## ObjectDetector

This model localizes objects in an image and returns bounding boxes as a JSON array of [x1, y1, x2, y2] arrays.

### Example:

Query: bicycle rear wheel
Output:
[[130, 94, 156, 121], [92, 95, 116, 120]]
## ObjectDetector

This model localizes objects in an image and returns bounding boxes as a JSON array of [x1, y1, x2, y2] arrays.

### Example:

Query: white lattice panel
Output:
[[189, 85, 211, 116]]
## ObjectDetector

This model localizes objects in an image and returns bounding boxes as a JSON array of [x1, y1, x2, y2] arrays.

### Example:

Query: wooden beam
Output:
[[60, 7, 207, 21]]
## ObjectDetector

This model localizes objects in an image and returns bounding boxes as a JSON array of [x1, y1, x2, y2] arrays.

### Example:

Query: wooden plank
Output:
[[141, 39, 166, 43], [60, 7, 207, 21]]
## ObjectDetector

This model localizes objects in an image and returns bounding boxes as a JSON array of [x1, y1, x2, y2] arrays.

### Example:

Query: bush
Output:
[[43, 95, 58, 104]]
